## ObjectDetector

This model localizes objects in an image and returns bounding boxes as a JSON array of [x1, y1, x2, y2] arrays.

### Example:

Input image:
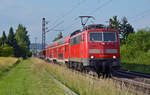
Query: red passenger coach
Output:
[[44, 24, 121, 76], [46, 36, 70, 63]]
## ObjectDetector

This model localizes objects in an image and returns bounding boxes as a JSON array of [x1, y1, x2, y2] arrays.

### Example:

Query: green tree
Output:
[[108, 16, 120, 30], [108, 16, 134, 44], [126, 29, 150, 52], [15, 24, 30, 58], [0, 38, 2, 46], [120, 17, 134, 43], [7, 27, 18, 57], [8, 27, 17, 46], [0, 45, 14, 57], [1, 31, 7, 46], [120, 28, 150, 64], [53, 32, 63, 42]]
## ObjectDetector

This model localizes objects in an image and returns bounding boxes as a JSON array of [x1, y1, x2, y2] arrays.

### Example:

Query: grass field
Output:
[[121, 52, 150, 74], [0, 58, 66, 95], [0, 57, 18, 74], [0, 57, 146, 95], [31, 58, 145, 95], [121, 62, 150, 74]]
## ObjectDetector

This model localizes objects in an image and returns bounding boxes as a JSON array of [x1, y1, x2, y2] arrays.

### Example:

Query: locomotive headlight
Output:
[[102, 42, 105, 45], [91, 56, 94, 59], [113, 56, 116, 59]]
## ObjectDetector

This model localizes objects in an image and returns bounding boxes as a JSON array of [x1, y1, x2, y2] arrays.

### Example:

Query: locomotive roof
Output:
[[70, 24, 107, 37], [70, 29, 82, 36], [83, 24, 107, 30], [50, 36, 70, 47]]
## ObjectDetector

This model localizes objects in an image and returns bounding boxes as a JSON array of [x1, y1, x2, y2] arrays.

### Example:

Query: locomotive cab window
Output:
[[89, 32, 102, 42], [103, 32, 116, 42], [89, 32, 116, 42]]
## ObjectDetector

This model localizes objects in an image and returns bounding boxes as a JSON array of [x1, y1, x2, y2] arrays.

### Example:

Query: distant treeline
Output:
[[0, 24, 31, 58]]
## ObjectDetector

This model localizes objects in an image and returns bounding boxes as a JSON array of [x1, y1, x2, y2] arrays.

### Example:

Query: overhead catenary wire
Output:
[[123, 8, 150, 30], [129, 8, 150, 23], [46, 0, 114, 40], [65, 0, 150, 34], [88, 0, 113, 15], [47, 0, 88, 30], [46, 21, 64, 33], [63, 20, 79, 31], [45, 0, 89, 39], [64, 0, 113, 32]]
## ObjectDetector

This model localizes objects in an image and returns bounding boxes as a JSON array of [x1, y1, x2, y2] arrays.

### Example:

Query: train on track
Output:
[[39, 24, 121, 77]]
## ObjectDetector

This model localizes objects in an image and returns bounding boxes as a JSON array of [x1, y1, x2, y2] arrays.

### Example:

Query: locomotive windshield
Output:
[[89, 32, 102, 41], [103, 32, 116, 41], [89, 32, 116, 42]]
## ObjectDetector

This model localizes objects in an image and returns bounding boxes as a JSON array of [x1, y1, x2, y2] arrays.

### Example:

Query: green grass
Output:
[[0, 58, 66, 95], [121, 62, 150, 74], [31, 58, 145, 95], [121, 52, 150, 74], [0, 57, 18, 74], [121, 46, 150, 74], [0, 57, 18, 64], [0, 57, 146, 95]]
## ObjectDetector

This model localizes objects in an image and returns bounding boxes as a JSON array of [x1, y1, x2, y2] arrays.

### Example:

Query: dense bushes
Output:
[[0, 46, 14, 57], [121, 28, 150, 65]]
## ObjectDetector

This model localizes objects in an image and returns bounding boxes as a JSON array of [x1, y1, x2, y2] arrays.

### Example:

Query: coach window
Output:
[[76, 35, 81, 44], [74, 37, 77, 44], [70, 35, 81, 45], [70, 38, 73, 45]]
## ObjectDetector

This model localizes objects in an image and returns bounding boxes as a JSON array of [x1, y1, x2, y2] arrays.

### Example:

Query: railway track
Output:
[[112, 70, 150, 94], [67, 68, 150, 94]]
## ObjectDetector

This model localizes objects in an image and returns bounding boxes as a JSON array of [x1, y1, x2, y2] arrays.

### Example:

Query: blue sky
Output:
[[0, 0, 150, 43]]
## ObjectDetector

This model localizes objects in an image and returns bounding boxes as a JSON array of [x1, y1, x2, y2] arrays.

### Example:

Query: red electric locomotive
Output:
[[44, 24, 121, 76]]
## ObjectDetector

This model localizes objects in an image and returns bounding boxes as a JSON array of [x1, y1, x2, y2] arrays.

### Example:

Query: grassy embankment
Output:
[[121, 54, 150, 74], [0, 57, 18, 74], [32, 58, 145, 95], [0, 58, 66, 95], [121, 44, 150, 74]]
